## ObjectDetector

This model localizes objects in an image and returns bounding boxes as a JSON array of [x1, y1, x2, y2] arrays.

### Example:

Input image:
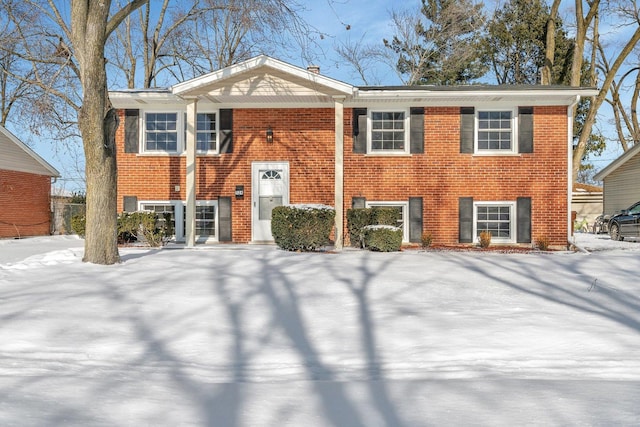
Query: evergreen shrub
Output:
[[362, 225, 403, 252], [271, 204, 335, 251], [347, 207, 401, 248], [70, 211, 173, 247]]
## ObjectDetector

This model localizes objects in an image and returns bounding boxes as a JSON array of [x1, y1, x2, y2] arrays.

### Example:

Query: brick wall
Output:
[[343, 106, 569, 246], [117, 105, 569, 246], [0, 169, 52, 238], [116, 108, 336, 242]]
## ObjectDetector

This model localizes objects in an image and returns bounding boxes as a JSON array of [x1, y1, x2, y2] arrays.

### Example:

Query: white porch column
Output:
[[334, 96, 345, 251], [185, 99, 198, 247]]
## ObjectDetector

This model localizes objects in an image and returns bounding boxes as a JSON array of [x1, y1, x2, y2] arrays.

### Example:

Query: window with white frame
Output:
[[474, 202, 515, 243], [183, 202, 217, 242], [369, 110, 409, 154], [140, 203, 178, 237], [145, 113, 179, 152], [476, 110, 515, 153], [139, 201, 218, 242], [184, 112, 218, 153], [366, 201, 408, 242]]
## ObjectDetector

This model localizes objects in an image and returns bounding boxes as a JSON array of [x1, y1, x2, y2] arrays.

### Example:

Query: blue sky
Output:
[[6, 0, 629, 191]]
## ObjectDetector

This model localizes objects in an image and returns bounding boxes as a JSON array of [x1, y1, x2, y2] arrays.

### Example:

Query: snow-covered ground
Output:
[[1, 233, 639, 426]]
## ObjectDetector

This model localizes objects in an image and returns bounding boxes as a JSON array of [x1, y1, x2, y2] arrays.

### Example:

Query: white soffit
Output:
[[0, 125, 59, 177]]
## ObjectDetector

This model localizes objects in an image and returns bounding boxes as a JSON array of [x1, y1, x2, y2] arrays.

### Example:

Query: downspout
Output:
[[567, 95, 580, 248], [333, 96, 345, 251]]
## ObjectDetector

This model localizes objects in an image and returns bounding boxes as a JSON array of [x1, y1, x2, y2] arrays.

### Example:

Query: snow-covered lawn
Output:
[[1, 233, 639, 426]]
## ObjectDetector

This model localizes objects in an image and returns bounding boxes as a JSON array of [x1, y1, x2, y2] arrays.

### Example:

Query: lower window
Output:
[[140, 200, 218, 242], [183, 203, 216, 242], [140, 203, 177, 237], [366, 201, 408, 242], [474, 202, 515, 243]]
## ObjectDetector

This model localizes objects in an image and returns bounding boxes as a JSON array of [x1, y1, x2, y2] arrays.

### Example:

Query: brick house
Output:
[[110, 55, 597, 249], [0, 125, 60, 238]]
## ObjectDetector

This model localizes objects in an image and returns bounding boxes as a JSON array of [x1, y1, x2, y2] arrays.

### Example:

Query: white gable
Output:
[[0, 126, 59, 177], [171, 55, 353, 105]]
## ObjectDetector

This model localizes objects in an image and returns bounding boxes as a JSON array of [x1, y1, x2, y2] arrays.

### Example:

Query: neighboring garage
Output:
[[594, 143, 640, 216], [0, 125, 60, 238]]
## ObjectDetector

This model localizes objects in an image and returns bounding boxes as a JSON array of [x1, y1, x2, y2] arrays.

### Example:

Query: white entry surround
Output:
[[252, 162, 290, 242]]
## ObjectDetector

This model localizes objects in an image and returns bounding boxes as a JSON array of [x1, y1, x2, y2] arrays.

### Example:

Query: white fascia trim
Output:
[[109, 91, 182, 109], [352, 88, 599, 105], [171, 55, 354, 96]]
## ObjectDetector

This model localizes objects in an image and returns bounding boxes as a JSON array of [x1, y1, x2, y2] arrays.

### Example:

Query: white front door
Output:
[[252, 162, 289, 242]]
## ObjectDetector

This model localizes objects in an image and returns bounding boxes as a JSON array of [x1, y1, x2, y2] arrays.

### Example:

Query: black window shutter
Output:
[[410, 107, 425, 154], [408, 197, 423, 243], [352, 108, 367, 153], [459, 197, 474, 243], [219, 109, 233, 153], [352, 197, 366, 209], [460, 107, 475, 154], [124, 109, 139, 153], [518, 107, 534, 153], [517, 197, 532, 243], [218, 196, 232, 241], [123, 196, 138, 212]]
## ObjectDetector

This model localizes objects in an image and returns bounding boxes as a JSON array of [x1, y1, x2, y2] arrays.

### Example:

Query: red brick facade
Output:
[[116, 104, 569, 246], [0, 169, 52, 238]]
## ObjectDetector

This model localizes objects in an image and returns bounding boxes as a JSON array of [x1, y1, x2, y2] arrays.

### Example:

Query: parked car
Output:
[[608, 201, 640, 241]]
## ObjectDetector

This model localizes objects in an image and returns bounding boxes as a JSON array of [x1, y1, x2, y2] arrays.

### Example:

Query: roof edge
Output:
[[0, 125, 60, 177], [171, 55, 354, 96], [593, 143, 640, 181]]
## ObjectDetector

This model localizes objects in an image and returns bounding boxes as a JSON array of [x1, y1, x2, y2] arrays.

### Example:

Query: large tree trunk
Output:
[[71, 0, 120, 264], [541, 0, 561, 85]]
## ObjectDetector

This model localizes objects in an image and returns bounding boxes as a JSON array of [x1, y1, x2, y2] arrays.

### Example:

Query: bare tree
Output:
[[3, 0, 147, 264], [334, 35, 390, 86], [108, 0, 321, 89], [541, 0, 562, 85], [602, 51, 640, 151], [571, 0, 640, 183], [384, 0, 486, 85]]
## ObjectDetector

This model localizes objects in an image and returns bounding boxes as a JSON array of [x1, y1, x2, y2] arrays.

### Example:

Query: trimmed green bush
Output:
[[346, 206, 402, 248], [69, 211, 173, 247], [347, 208, 372, 247], [272, 204, 335, 251], [362, 225, 403, 252], [371, 206, 401, 226]]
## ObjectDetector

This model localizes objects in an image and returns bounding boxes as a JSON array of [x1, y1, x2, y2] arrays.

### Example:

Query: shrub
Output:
[[347, 208, 372, 247], [478, 231, 492, 248], [272, 204, 335, 251], [69, 211, 172, 247], [371, 207, 401, 226], [362, 225, 403, 252], [70, 214, 86, 237], [119, 211, 173, 247], [346, 206, 402, 248], [535, 235, 551, 251], [421, 231, 433, 248]]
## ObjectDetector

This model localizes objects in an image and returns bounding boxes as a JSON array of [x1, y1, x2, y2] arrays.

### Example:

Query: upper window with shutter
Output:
[[145, 112, 179, 153], [476, 109, 516, 154], [368, 110, 409, 154], [140, 109, 230, 155], [460, 107, 533, 155]]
